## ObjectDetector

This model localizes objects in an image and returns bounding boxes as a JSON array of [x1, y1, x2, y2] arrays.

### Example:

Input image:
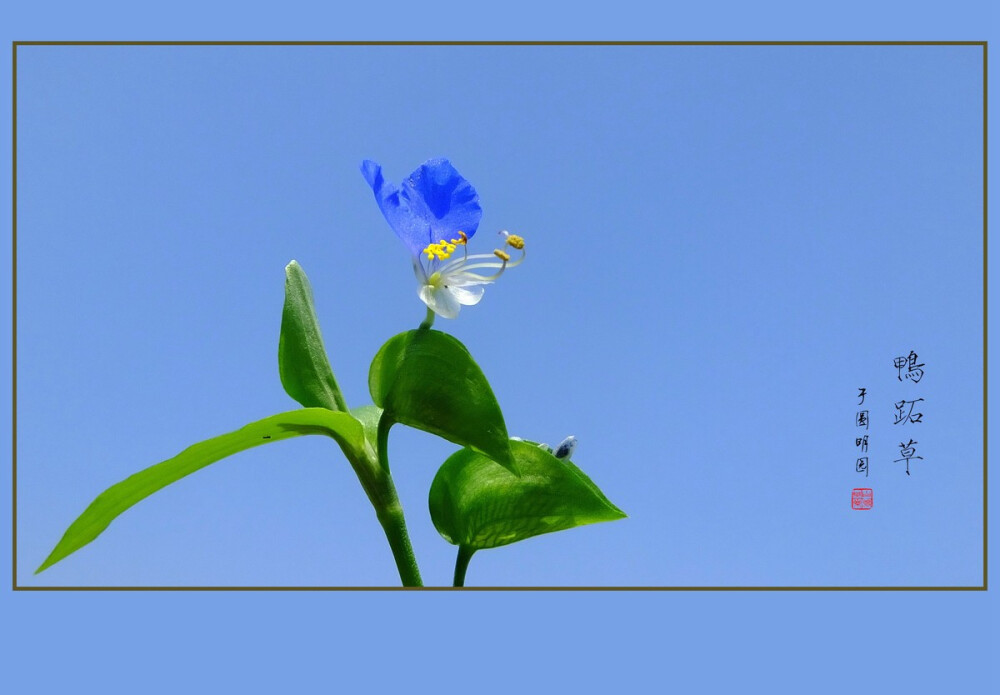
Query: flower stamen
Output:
[[422, 238, 461, 261], [415, 230, 527, 316]]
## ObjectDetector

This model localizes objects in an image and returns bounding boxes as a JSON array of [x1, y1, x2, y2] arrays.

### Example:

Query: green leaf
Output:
[[279, 260, 347, 412], [368, 329, 514, 472], [428, 439, 626, 551], [36, 408, 364, 574]]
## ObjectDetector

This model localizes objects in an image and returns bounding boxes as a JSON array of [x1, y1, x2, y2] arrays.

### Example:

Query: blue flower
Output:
[[361, 158, 525, 319]]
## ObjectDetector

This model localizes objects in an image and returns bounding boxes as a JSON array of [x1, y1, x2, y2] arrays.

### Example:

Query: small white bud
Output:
[[554, 435, 577, 460]]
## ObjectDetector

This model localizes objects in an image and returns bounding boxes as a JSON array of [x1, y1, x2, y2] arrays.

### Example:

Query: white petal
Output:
[[418, 284, 461, 318], [447, 284, 486, 306], [411, 258, 429, 284]]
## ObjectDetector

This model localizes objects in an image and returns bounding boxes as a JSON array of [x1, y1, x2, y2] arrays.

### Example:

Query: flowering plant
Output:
[[361, 158, 524, 319], [38, 158, 624, 586]]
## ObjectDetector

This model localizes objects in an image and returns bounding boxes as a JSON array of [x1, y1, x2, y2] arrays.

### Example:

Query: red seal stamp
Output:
[[851, 488, 873, 510]]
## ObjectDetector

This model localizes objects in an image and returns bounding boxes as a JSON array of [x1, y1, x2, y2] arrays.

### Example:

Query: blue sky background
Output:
[[15, 43, 983, 588], [2, 1, 997, 693]]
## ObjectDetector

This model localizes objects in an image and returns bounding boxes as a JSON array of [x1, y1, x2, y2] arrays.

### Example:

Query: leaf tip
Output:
[[486, 441, 520, 476], [34, 552, 57, 575]]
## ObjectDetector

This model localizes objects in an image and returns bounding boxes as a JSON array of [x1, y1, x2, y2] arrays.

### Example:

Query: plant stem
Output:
[[371, 413, 423, 587], [418, 307, 435, 330], [453, 545, 476, 587], [375, 493, 421, 587]]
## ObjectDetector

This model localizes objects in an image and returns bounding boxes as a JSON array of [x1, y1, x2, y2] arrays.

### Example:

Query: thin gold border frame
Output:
[[10, 40, 988, 591]]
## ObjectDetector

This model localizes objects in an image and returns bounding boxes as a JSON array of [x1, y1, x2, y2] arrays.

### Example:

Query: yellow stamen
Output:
[[505, 234, 525, 250], [422, 239, 458, 261], [450, 231, 468, 245], [493, 249, 511, 262]]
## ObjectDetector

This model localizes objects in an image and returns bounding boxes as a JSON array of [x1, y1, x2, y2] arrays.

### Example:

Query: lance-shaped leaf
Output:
[[279, 260, 348, 412], [429, 439, 625, 551], [368, 329, 514, 472], [36, 408, 365, 574]]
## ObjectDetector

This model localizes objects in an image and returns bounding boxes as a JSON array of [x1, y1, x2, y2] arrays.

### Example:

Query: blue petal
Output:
[[361, 158, 482, 257]]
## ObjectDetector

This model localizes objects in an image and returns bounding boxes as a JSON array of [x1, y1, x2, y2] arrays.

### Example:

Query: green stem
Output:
[[375, 494, 421, 587], [370, 414, 422, 587], [418, 307, 435, 330], [453, 545, 476, 587]]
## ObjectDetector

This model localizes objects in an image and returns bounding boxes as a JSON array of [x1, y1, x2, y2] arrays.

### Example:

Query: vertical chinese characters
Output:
[[849, 351, 928, 508], [855, 387, 869, 477], [892, 350, 926, 476]]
